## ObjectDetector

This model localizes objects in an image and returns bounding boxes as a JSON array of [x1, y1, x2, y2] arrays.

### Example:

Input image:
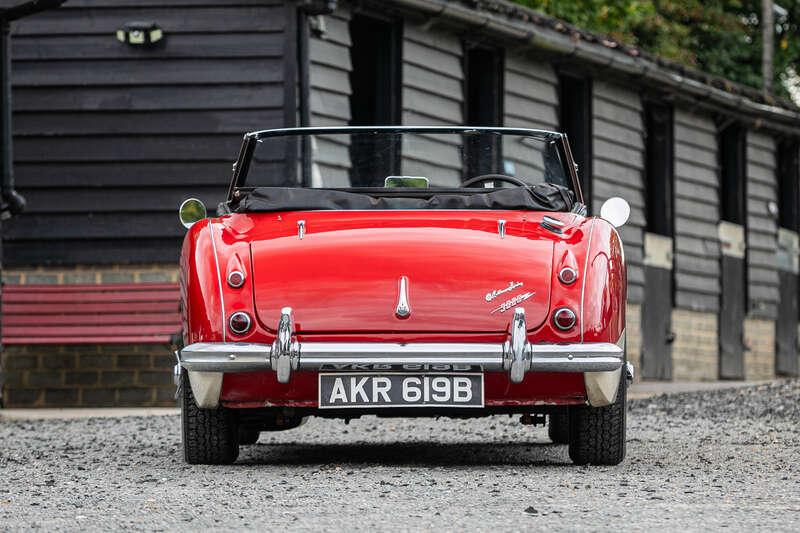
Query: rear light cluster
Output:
[[552, 307, 577, 331], [227, 270, 245, 288], [558, 267, 578, 285], [229, 311, 252, 335]]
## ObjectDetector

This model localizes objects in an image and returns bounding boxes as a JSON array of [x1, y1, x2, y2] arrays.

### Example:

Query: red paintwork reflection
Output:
[[220, 371, 587, 408], [250, 220, 554, 333]]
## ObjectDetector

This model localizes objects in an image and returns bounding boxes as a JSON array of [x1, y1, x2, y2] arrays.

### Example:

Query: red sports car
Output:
[[175, 126, 632, 465]]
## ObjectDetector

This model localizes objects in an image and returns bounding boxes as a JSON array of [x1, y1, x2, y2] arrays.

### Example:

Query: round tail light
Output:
[[229, 311, 252, 335], [227, 270, 245, 288], [558, 267, 578, 285], [553, 307, 577, 331]]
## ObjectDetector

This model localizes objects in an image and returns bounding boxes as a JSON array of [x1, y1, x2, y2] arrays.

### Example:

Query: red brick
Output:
[[3, 354, 39, 370], [151, 353, 176, 370], [5, 388, 41, 407], [138, 370, 172, 386], [41, 353, 76, 370], [44, 388, 79, 406], [27, 371, 64, 388], [116, 354, 151, 369], [81, 388, 117, 406], [118, 387, 154, 405], [78, 353, 114, 370], [101, 371, 135, 386], [65, 371, 98, 386], [2, 370, 27, 386]]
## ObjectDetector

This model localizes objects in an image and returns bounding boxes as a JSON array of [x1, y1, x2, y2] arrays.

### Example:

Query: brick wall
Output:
[[1, 344, 176, 408], [744, 318, 776, 380], [671, 309, 718, 381], [626, 303, 642, 381]]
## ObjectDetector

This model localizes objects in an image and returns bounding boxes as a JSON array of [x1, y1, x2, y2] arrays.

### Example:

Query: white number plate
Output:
[[318, 373, 484, 409]]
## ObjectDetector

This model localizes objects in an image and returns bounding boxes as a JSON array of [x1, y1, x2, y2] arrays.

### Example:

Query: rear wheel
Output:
[[548, 409, 570, 444], [568, 373, 626, 465], [181, 372, 239, 464]]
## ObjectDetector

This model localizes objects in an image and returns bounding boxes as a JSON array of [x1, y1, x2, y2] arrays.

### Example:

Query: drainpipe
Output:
[[0, 18, 24, 218], [0, 0, 67, 219]]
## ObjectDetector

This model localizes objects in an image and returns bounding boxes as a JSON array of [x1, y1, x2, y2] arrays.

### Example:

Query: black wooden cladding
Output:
[[4, 0, 290, 265]]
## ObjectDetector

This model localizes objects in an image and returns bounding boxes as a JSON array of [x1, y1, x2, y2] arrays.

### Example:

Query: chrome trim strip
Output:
[[179, 340, 623, 374], [179, 306, 624, 382], [207, 222, 227, 343], [579, 218, 596, 343]]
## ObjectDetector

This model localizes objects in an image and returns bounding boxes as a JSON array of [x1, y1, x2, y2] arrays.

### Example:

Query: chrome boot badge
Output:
[[395, 276, 411, 318], [485, 281, 523, 302]]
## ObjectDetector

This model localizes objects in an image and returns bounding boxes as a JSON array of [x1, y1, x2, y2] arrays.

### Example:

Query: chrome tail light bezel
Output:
[[228, 311, 252, 335], [552, 307, 577, 331]]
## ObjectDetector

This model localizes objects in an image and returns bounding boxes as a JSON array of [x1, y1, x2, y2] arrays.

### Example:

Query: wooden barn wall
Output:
[[746, 131, 779, 319], [400, 23, 464, 186], [5, 0, 290, 266], [673, 109, 721, 312], [308, 6, 352, 186], [591, 80, 645, 304], [503, 53, 559, 183]]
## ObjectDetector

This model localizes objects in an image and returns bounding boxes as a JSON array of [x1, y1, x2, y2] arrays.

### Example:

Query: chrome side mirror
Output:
[[599, 197, 630, 228], [179, 198, 207, 229]]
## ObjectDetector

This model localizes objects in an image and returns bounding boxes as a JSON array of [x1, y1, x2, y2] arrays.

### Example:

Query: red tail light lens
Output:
[[558, 267, 578, 285], [227, 270, 245, 288], [553, 307, 577, 331], [229, 312, 252, 335]]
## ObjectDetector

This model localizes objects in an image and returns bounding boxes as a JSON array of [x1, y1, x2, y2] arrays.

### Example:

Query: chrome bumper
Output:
[[178, 307, 624, 385]]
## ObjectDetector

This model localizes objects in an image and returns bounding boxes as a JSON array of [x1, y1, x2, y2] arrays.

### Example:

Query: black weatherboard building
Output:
[[1, 0, 799, 407]]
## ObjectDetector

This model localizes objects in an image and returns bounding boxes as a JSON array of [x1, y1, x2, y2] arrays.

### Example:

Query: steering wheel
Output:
[[462, 174, 529, 188]]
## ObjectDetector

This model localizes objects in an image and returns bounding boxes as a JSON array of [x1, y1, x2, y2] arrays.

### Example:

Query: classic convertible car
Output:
[[175, 126, 632, 465]]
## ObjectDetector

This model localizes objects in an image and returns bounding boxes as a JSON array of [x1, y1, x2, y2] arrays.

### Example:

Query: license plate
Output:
[[318, 373, 484, 409]]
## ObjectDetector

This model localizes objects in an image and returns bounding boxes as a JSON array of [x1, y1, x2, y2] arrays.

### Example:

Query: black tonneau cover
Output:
[[232, 183, 574, 213]]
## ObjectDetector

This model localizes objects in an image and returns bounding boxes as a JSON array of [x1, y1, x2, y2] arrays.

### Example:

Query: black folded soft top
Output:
[[230, 183, 575, 213]]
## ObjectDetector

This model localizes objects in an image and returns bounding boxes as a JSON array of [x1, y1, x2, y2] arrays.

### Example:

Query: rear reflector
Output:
[[229, 311, 252, 335], [553, 307, 576, 331]]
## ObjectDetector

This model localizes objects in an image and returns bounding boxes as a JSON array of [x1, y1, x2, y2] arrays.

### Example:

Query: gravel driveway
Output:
[[1, 381, 798, 531]]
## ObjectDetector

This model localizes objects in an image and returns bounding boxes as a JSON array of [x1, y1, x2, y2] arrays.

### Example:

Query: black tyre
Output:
[[568, 373, 626, 465], [548, 409, 570, 444], [238, 428, 260, 445], [181, 372, 239, 465]]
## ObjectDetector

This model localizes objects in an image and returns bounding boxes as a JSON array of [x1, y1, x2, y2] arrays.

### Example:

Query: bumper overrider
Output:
[[177, 307, 627, 408]]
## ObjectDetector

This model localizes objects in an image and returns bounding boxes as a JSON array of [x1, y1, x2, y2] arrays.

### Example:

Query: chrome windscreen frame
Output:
[[225, 126, 583, 206]]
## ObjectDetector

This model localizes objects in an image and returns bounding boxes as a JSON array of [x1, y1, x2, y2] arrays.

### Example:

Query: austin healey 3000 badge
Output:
[[485, 281, 523, 302]]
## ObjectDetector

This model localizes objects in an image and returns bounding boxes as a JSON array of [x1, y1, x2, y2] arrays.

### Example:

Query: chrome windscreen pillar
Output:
[[503, 307, 532, 383], [271, 307, 299, 383]]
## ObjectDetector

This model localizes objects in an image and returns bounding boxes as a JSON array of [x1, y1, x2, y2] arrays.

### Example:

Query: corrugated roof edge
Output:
[[383, 0, 800, 135]]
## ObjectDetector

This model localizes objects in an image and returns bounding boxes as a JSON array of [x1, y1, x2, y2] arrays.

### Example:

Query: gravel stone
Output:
[[1, 380, 798, 531]]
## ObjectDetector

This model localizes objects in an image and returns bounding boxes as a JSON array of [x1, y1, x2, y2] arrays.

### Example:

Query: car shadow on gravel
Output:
[[236, 441, 571, 466]]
